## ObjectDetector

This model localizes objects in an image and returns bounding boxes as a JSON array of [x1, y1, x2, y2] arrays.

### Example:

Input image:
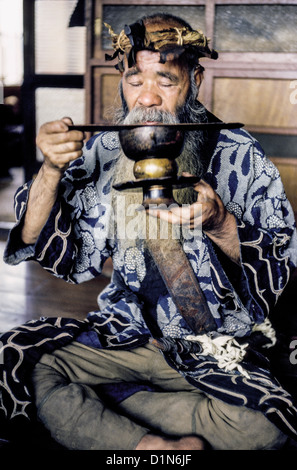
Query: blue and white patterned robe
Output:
[[2, 127, 297, 440]]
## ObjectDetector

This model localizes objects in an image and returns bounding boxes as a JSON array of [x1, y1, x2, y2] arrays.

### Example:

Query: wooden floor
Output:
[[0, 235, 111, 332], [0, 167, 23, 224]]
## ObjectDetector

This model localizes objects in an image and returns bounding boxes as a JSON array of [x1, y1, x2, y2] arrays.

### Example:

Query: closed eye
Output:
[[124, 69, 142, 87], [128, 80, 142, 87], [159, 81, 175, 87], [157, 71, 179, 86]]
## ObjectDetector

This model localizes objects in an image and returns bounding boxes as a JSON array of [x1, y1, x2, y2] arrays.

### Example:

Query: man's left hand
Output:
[[147, 173, 241, 264]]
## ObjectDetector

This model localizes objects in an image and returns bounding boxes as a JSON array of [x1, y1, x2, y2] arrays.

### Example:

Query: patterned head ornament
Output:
[[104, 19, 218, 72]]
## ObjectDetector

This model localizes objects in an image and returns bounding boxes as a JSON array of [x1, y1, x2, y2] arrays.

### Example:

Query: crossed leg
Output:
[[31, 341, 287, 450]]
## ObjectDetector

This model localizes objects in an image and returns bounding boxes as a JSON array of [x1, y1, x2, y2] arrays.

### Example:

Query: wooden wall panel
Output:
[[101, 73, 121, 121], [213, 78, 297, 129], [271, 157, 297, 215], [92, 68, 121, 122]]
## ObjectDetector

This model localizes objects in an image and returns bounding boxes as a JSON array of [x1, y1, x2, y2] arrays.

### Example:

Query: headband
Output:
[[104, 20, 218, 71]]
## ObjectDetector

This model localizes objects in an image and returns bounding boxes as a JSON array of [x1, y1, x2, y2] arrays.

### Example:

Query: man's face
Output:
[[122, 50, 191, 118]]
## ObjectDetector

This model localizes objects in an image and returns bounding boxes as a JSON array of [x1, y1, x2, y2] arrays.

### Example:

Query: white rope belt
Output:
[[186, 318, 276, 378]]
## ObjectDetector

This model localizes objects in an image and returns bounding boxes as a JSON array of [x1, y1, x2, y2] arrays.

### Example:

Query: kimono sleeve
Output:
[[208, 129, 297, 324], [3, 136, 113, 284], [236, 139, 297, 321]]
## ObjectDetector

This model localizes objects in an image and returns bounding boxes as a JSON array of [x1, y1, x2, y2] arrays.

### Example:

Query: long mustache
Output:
[[122, 107, 179, 125]]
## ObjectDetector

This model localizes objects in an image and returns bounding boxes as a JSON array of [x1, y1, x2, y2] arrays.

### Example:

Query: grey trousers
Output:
[[31, 340, 287, 450]]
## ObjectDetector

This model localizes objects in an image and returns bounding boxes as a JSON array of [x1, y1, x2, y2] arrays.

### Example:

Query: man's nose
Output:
[[137, 89, 162, 107]]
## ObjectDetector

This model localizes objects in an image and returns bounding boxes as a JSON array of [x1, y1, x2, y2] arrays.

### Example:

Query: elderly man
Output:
[[2, 13, 297, 450]]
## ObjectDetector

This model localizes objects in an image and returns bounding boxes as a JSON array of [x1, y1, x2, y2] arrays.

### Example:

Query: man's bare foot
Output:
[[136, 434, 205, 450]]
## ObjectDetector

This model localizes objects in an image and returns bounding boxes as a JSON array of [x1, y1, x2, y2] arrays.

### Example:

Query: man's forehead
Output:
[[123, 50, 184, 74], [126, 50, 161, 68]]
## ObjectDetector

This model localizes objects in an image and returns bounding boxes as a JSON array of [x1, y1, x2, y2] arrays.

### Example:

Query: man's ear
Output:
[[193, 66, 204, 95]]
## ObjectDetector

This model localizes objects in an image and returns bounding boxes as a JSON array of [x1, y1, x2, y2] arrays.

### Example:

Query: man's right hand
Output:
[[21, 117, 85, 245], [36, 117, 85, 173]]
